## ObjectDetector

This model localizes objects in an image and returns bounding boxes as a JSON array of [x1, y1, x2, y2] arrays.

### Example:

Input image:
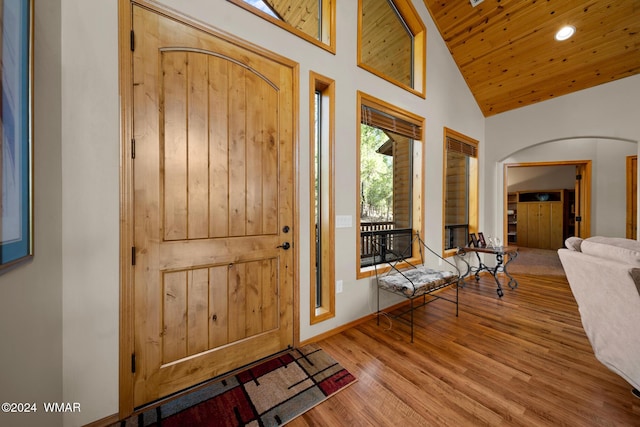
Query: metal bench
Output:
[[373, 231, 460, 342]]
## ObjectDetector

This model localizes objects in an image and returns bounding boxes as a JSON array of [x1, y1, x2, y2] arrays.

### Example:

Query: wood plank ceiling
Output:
[[422, 0, 640, 116]]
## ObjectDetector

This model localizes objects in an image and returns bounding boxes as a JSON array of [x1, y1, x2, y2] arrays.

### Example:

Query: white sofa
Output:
[[558, 236, 640, 396]]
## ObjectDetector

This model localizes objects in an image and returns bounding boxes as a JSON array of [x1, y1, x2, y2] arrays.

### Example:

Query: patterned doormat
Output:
[[119, 344, 356, 426]]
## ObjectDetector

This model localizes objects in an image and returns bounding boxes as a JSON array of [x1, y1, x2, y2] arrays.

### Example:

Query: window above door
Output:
[[229, 0, 336, 53]]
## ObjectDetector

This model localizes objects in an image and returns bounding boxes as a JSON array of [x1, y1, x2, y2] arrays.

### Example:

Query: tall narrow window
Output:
[[229, 0, 336, 53], [357, 92, 423, 277], [310, 71, 335, 324], [443, 128, 478, 254], [358, 0, 426, 97]]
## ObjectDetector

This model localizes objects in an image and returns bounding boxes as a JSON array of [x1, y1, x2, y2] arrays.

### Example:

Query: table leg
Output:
[[474, 251, 483, 281], [455, 247, 518, 297], [502, 251, 519, 289], [493, 254, 505, 298]]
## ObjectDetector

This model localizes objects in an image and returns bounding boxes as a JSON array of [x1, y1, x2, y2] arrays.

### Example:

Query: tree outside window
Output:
[[358, 93, 422, 275]]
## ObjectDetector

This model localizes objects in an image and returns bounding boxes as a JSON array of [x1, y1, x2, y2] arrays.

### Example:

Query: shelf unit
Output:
[[507, 192, 518, 244]]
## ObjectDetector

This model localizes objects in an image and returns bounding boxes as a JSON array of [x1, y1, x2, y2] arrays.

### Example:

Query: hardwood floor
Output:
[[292, 274, 640, 426]]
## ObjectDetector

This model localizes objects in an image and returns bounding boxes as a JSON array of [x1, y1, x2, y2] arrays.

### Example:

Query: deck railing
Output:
[[360, 222, 412, 267], [444, 223, 469, 250]]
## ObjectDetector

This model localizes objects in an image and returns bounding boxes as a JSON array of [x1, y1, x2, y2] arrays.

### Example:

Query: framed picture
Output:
[[0, 0, 33, 271], [478, 232, 487, 247], [469, 233, 478, 247]]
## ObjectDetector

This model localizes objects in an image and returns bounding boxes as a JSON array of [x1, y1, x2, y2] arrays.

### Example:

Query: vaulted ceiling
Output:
[[422, 0, 640, 116]]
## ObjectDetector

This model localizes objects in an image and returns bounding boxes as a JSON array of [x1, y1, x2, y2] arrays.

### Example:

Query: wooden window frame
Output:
[[228, 0, 336, 54], [626, 155, 637, 239], [357, 0, 426, 98], [310, 71, 335, 324], [356, 91, 424, 279], [443, 127, 479, 257]]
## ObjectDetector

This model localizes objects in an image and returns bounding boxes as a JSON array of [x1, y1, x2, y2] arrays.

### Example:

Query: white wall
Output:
[[60, 0, 120, 426], [0, 1, 63, 426], [485, 74, 640, 239], [507, 165, 575, 192]]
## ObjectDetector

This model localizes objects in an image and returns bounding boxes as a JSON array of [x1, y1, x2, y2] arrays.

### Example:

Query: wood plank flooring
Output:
[[292, 274, 640, 426]]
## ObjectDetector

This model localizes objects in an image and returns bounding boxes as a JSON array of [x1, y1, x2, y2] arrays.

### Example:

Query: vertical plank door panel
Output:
[[163, 51, 188, 241], [163, 271, 187, 363], [187, 52, 210, 240], [209, 57, 230, 239], [187, 268, 210, 356]]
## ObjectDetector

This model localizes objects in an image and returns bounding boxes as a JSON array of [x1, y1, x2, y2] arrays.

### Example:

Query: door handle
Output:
[[277, 242, 291, 250]]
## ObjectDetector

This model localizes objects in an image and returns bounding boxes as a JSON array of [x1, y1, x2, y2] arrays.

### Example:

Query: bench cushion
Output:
[[377, 266, 457, 297]]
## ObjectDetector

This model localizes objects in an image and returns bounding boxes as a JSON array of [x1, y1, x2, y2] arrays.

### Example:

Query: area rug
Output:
[[120, 344, 356, 427], [506, 246, 566, 276]]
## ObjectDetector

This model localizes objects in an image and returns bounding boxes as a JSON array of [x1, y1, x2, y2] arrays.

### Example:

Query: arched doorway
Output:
[[503, 160, 591, 249]]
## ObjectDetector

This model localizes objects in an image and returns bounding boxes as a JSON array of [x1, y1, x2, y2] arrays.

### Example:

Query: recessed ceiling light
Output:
[[555, 25, 576, 41]]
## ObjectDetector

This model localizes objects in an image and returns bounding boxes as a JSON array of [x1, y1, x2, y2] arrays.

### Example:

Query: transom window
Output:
[[229, 0, 335, 53], [358, 0, 426, 97]]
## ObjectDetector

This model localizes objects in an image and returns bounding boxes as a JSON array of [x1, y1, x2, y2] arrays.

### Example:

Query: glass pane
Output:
[[445, 151, 470, 249], [241, 0, 321, 40], [314, 91, 322, 307], [361, 0, 413, 87], [243, 0, 279, 17], [360, 124, 412, 267]]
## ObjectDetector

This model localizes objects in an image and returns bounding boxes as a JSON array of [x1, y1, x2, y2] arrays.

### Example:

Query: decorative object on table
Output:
[[488, 236, 502, 249], [477, 232, 487, 247], [469, 233, 478, 247], [0, 0, 33, 272], [117, 344, 357, 426]]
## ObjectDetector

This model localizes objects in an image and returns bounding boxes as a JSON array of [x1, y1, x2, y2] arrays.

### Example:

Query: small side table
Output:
[[456, 246, 519, 297]]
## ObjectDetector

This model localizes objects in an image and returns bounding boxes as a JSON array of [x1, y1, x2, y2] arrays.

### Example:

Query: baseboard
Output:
[[299, 298, 422, 346], [83, 412, 120, 427]]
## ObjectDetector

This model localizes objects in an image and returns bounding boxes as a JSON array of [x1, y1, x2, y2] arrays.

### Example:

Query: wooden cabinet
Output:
[[516, 190, 566, 250]]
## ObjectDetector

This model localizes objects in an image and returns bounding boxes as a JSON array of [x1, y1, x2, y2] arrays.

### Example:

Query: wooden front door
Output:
[[131, 5, 295, 407]]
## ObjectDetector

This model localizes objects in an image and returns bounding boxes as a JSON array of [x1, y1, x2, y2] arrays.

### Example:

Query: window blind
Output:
[[446, 136, 477, 158], [361, 105, 422, 140]]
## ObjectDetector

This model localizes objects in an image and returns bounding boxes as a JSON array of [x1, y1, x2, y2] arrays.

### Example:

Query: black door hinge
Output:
[[132, 247, 136, 266], [131, 138, 136, 159], [575, 216, 582, 222], [130, 30, 135, 52], [576, 174, 582, 180], [131, 353, 136, 373]]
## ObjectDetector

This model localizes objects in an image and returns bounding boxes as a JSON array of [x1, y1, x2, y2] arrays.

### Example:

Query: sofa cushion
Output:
[[586, 236, 640, 248], [581, 237, 640, 266], [564, 236, 584, 252]]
